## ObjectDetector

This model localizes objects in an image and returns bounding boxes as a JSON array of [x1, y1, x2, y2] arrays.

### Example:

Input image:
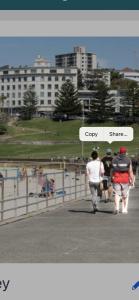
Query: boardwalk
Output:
[[0, 178, 138, 263]]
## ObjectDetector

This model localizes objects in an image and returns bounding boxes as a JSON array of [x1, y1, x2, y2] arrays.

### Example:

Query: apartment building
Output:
[[120, 70, 139, 83], [85, 70, 111, 87], [0, 60, 78, 114], [78, 89, 125, 114], [55, 46, 97, 75]]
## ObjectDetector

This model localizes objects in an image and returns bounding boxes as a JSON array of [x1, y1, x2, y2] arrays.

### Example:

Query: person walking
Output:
[[131, 155, 138, 187], [86, 151, 104, 213], [111, 147, 133, 215], [101, 148, 113, 203]]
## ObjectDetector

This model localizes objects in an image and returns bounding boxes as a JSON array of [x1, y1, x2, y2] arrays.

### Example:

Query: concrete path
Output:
[[0, 178, 139, 263]]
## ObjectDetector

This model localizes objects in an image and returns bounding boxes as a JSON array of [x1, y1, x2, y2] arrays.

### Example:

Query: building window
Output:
[[48, 92, 51, 97], [12, 100, 15, 105], [48, 84, 51, 89], [18, 92, 21, 98], [7, 85, 10, 90], [40, 92, 44, 97], [18, 100, 21, 105], [1, 86, 4, 91], [31, 69, 36, 73], [62, 76, 65, 81], [12, 78, 15, 82], [12, 85, 15, 90], [48, 76, 51, 81], [12, 93, 15, 97], [7, 93, 9, 97], [18, 85, 21, 90], [15, 70, 19, 74], [1, 78, 4, 83], [18, 77, 21, 82], [40, 84, 44, 89], [7, 78, 10, 82], [32, 76, 35, 81], [50, 69, 57, 73], [40, 100, 44, 105], [55, 76, 58, 81], [48, 99, 51, 105], [24, 84, 27, 90], [3, 70, 8, 75], [55, 84, 59, 89], [24, 77, 27, 81]]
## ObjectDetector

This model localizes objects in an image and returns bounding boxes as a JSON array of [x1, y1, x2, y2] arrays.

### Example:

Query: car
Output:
[[52, 114, 68, 121]]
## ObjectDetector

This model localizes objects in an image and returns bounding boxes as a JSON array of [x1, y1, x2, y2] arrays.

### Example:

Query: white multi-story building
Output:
[[120, 69, 139, 84], [85, 70, 111, 87], [0, 61, 78, 115], [55, 46, 97, 75], [78, 89, 126, 114]]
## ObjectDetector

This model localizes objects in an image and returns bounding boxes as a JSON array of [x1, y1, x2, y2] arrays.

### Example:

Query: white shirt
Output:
[[86, 159, 104, 183]]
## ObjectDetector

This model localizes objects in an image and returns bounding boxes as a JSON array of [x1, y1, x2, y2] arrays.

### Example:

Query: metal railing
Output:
[[0, 167, 90, 223]]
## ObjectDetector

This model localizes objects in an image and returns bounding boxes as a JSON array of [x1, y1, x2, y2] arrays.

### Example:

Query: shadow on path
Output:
[[68, 209, 113, 214], [68, 209, 92, 214]]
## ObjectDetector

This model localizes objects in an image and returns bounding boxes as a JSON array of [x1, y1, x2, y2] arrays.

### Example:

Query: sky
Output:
[[0, 37, 139, 69]]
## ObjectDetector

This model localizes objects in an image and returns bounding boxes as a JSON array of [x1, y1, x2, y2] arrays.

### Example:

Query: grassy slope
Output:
[[7, 119, 81, 141], [0, 118, 138, 158]]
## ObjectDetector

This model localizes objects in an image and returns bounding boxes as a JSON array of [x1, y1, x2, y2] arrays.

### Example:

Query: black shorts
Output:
[[103, 177, 111, 191]]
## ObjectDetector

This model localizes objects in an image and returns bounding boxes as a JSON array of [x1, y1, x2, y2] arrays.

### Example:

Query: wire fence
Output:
[[0, 166, 90, 222]]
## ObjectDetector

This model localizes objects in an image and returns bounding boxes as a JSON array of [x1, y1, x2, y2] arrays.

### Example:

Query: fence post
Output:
[[14, 178, 17, 218], [26, 175, 29, 214], [62, 170, 65, 202], [0, 179, 4, 221], [45, 193, 48, 208], [17, 177, 19, 197], [85, 172, 87, 198], [75, 169, 77, 200]]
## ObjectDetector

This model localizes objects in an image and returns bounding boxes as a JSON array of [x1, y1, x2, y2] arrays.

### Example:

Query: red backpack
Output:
[[112, 155, 130, 184]]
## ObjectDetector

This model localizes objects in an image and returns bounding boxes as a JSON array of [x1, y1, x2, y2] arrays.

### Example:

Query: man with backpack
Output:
[[111, 147, 133, 215]]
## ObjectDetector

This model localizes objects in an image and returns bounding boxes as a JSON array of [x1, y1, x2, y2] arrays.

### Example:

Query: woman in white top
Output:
[[86, 151, 104, 213]]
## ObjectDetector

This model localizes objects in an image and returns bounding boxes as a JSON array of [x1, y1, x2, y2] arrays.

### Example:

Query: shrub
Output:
[[0, 124, 7, 135]]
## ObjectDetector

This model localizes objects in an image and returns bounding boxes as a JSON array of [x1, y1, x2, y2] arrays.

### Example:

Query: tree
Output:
[[111, 71, 122, 81], [54, 80, 82, 116], [110, 70, 137, 90], [0, 124, 7, 135], [122, 81, 139, 119], [21, 86, 38, 120], [77, 69, 84, 89], [89, 81, 114, 121], [0, 95, 7, 113]]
